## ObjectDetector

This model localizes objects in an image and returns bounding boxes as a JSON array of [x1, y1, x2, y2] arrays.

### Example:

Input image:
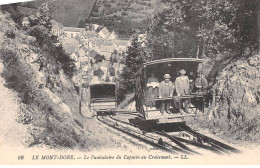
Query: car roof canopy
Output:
[[134, 58, 204, 78]]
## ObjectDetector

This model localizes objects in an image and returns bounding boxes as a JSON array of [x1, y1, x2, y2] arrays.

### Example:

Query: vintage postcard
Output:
[[0, 0, 259, 165]]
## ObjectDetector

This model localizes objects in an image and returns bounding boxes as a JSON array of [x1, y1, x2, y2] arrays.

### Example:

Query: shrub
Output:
[[0, 48, 35, 105], [5, 30, 16, 39]]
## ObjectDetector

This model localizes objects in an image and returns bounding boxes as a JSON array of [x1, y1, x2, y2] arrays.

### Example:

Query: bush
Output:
[[27, 25, 76, 78], [0, 48, 35, 104], [5, 30, 16, 39]]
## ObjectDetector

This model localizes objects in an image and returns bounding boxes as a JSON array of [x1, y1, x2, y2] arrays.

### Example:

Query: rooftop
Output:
[[51, 20, 64, 29], [63, 27, 85, 32]]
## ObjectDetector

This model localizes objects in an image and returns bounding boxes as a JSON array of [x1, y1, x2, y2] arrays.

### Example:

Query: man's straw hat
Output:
[[179, 69, 186, 75], [164, 74, 171, 79]]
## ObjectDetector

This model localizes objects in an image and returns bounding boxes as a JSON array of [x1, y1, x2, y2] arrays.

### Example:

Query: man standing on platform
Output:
[[159, 74, 174, 115], [195, 71, 209, 95], [195, 71, 209, 109], [174, 69, 190, 114]]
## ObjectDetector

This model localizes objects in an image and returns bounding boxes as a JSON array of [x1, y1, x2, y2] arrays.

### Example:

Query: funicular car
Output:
[[133, 58, 205, 123], [89, 81, 117, 115]]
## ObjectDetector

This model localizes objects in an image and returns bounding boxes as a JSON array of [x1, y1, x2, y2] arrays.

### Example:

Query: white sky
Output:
[[0, 0, 34, 5]]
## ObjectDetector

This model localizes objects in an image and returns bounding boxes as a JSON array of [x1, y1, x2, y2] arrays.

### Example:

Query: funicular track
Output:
[[96, 113, 242, 155], [97, 115, 182, 154]]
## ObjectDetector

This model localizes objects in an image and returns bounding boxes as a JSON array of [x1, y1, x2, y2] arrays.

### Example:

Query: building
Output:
[[51, 20, 64, 37], [98, 27, 110, 39], [84, 30, 99, 39], [92, 24, 100, 31], [63, 27, 86, 39], [79, 46, 89, 57], [107, 31, 118, 40], [114, 40, 130, 54], [99, 40, 116, 59]]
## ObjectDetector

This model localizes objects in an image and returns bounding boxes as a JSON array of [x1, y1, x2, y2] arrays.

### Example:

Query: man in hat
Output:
[[194, 71, 209, 110], [174, 69, 190, 114], [159, 74, 174, 115], [195, 71, 209, 95], [175, 69, 190, 96]]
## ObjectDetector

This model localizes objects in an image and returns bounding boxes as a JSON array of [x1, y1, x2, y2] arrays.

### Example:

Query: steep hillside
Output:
[[19, 0, 96, 27], [0, 11, 129, 151], [0, 61, 28, 147], [188, 54, 260, 144], [88, 0, 163, 38], [0, 11, 87, 148], [17, 0, 163, 37]]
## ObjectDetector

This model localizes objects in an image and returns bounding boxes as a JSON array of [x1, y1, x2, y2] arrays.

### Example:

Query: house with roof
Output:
[[51, 20, 64, 37], [107, 31, 118, 40], [89, 49, 99, 58], [84, 30, 100, 39], [114, 39, 131, 54], [91, 38, 104, 49], [98, 40, 117, 59], [92, 24, 100, 31], [98, 27, 110, 39], [79, 46, 89, 57], [63, 27, 86, 40]]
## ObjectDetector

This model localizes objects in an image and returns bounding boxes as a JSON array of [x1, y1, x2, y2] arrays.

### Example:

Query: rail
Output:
[[106, 114, 241, 155]]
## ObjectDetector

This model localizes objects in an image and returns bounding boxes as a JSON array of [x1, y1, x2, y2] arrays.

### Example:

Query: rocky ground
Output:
[[186, 54, 260, 152]]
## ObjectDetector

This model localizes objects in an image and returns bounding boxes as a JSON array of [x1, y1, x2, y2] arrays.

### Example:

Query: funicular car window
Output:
[[90, 84, 115, 99]]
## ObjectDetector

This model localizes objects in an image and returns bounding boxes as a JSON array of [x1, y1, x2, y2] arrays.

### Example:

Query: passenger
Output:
[[173, 69, 190, 114], [93, 66, 104, 81], [195, 71, 209, 95], [175, 69, 190, 96], [189, 71, 196, 93], [146, 72, 159, 108], [159, 74, 174, 115], [194, 71, 209, 111]]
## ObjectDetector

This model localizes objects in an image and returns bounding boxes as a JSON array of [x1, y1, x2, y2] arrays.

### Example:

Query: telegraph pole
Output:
[[79, 60, 82, 115]]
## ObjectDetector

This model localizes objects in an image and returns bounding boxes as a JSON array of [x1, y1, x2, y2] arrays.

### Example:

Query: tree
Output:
[[26, 3, 76, 78], [0, 3, 24, 25], [147, 0, 260, 60], [117, 36, 147, 102]]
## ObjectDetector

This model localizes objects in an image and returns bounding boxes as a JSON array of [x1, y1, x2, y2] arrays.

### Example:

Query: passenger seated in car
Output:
[[159, 74, 174, 115], [189, 71, 196, 93], [172, 69, 190, 114], [146, 72, 159, 108]]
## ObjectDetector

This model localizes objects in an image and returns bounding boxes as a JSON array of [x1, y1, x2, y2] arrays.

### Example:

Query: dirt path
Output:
[[0, 62, 28, 148]]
